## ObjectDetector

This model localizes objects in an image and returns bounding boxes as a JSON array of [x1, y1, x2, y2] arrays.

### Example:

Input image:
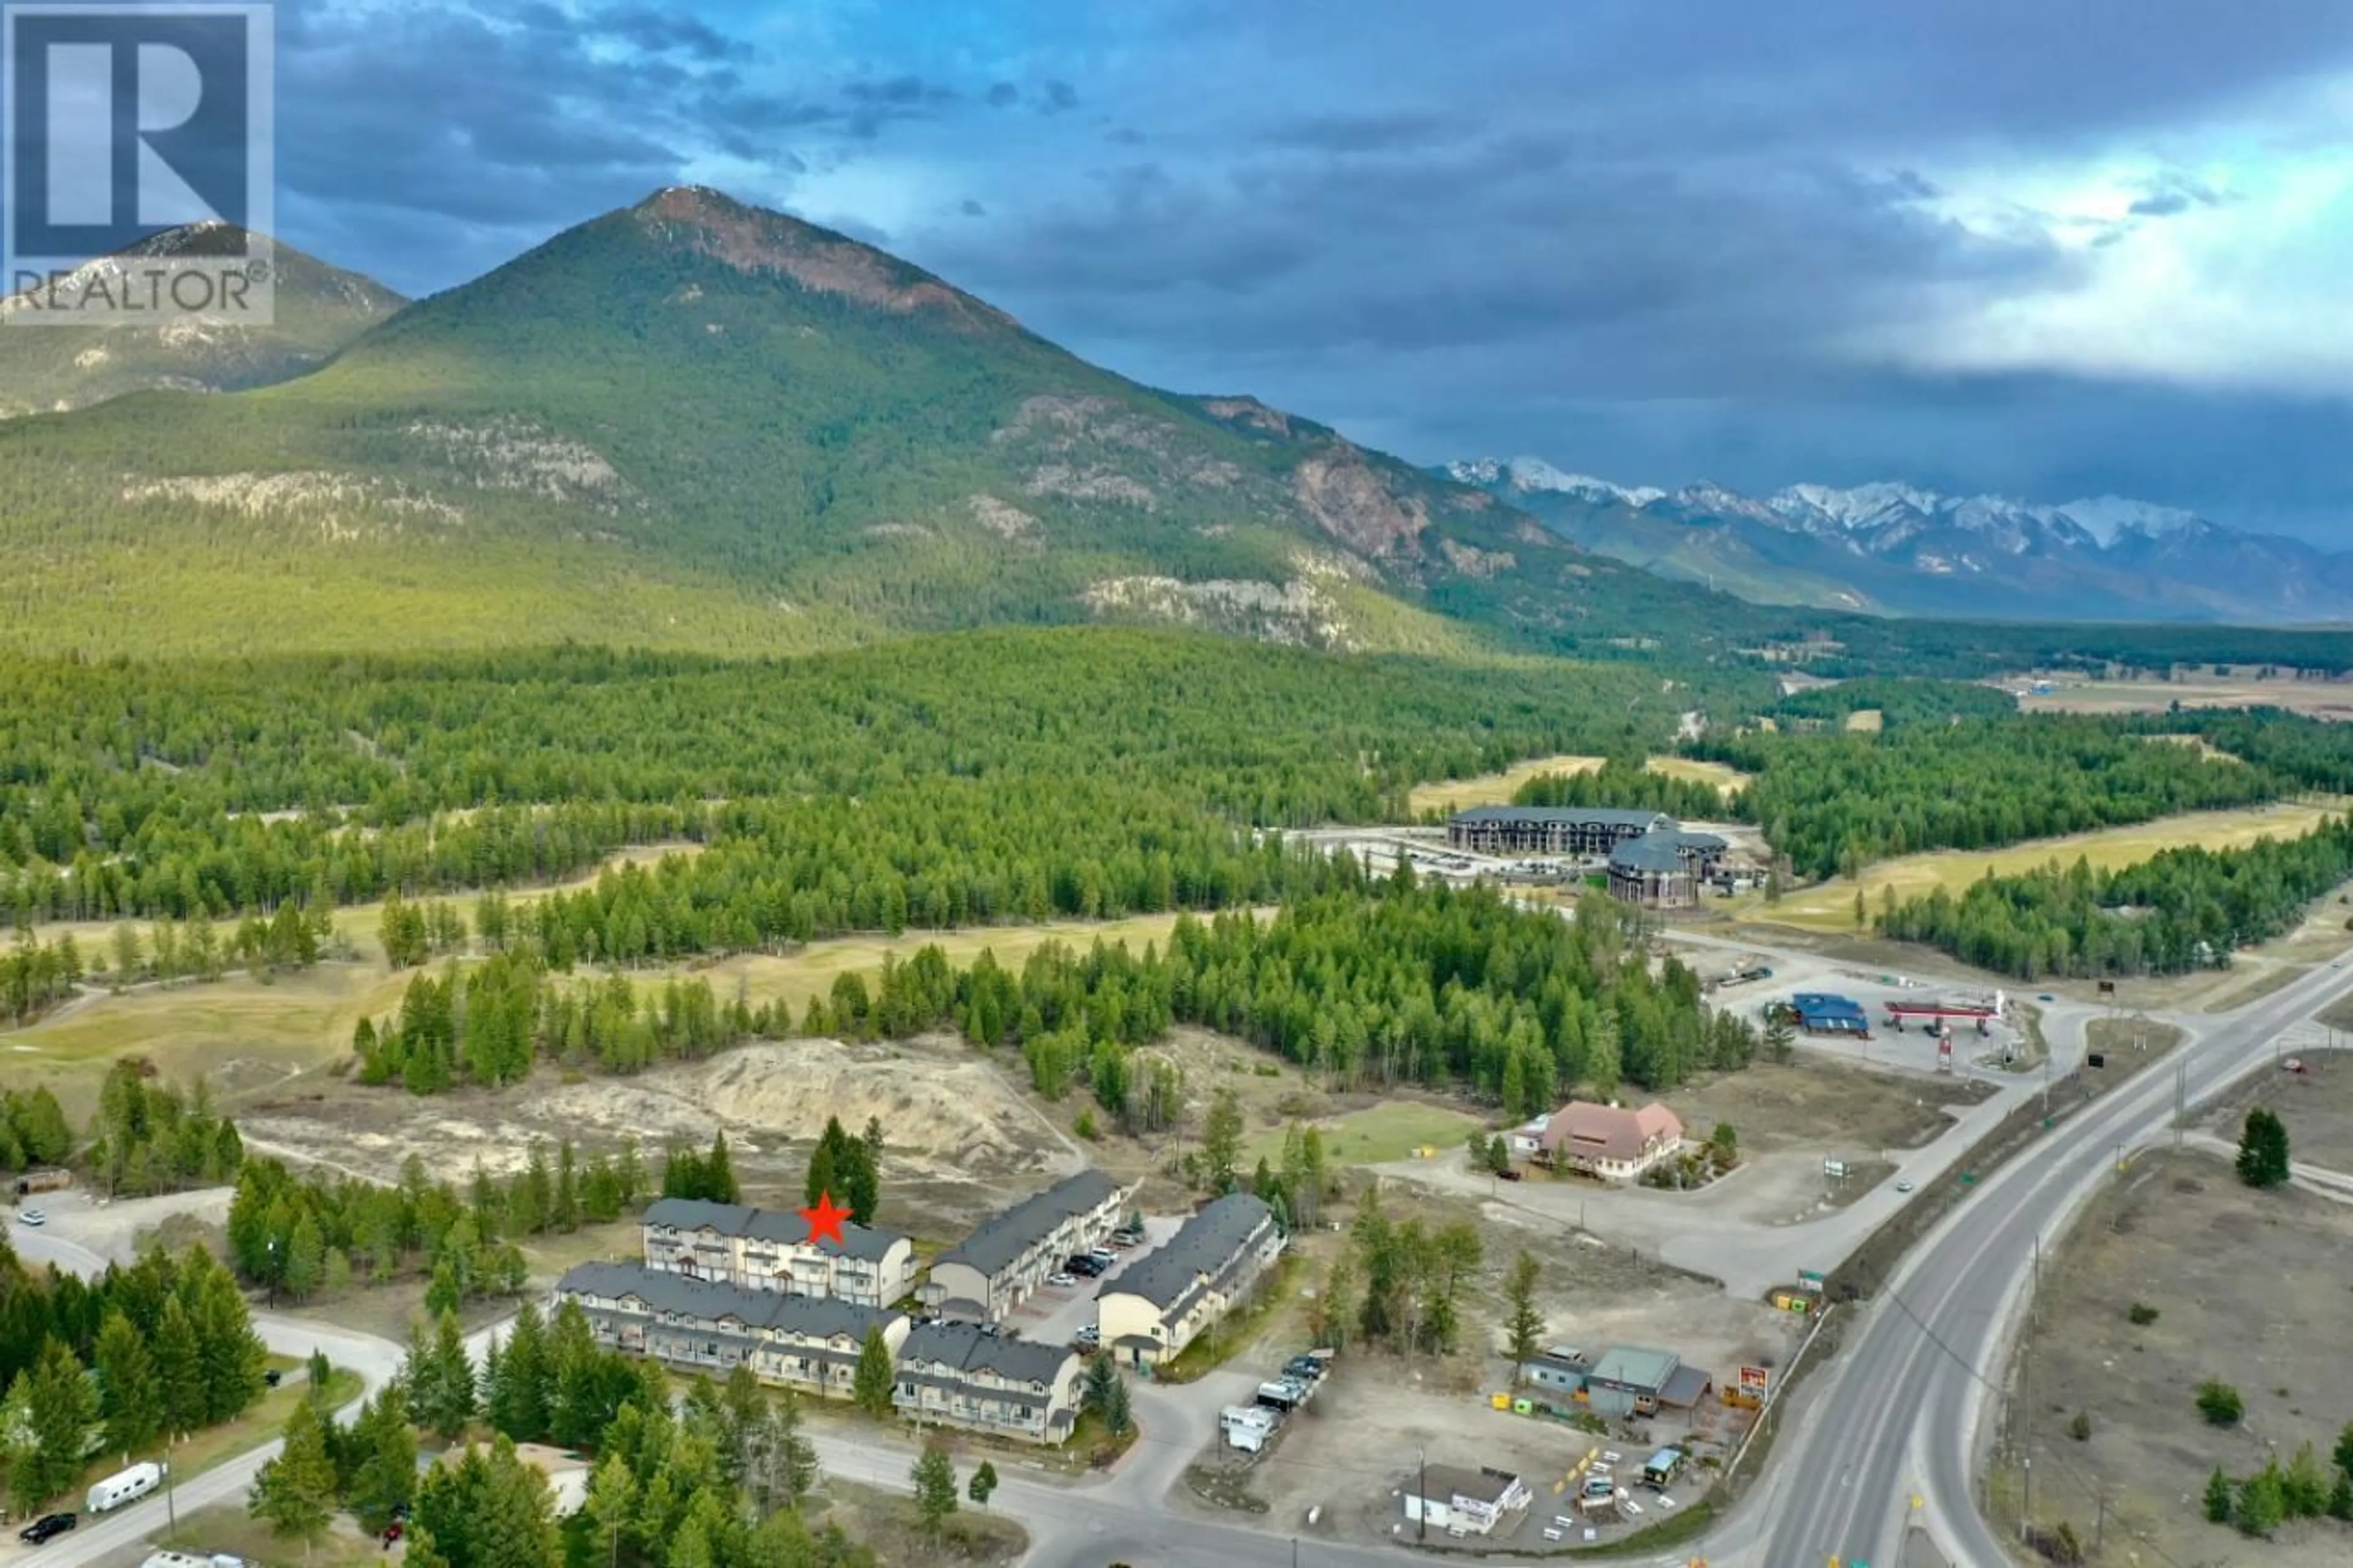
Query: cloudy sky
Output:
[[263, 0, 2353, 538]]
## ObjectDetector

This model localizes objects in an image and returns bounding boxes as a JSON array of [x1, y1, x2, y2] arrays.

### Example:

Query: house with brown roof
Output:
[[1520, 1100, 1684, 1181]]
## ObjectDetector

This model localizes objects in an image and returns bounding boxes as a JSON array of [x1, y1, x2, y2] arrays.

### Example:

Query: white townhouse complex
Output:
[[1096, 1192, 1283, 1369], [892, 1320, 1087, 1443], [639, 1197, 917, 1308], [555, 1260, 908, 1401], [921, 1168, 1132, 1322]]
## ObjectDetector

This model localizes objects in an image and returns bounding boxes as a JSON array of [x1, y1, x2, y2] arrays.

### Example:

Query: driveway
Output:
[[1007, 1214, 1184, 1346]]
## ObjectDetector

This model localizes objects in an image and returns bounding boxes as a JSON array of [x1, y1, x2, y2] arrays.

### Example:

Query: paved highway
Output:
[[1729, 959, 2353, 1568]]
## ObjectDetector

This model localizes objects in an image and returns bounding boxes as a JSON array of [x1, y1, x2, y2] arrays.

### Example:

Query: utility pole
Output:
[[164, 1434, 176, 1541], [2174, 1062, 2186, 1149], [1420, 1446, 1429, 1541]]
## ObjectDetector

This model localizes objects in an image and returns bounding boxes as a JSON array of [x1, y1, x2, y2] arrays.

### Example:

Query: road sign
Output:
[[1797, 1268, 1825, 1291], [1823, 1158, 1847, 1179], [1738, 1365, 1769, 1398]]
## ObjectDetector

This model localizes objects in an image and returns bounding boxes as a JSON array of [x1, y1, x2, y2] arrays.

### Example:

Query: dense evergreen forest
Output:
[[350, 878, 1745, 1126], [1509, 756, 1737, 822], [1691, 716, 2288, 878], [1876, 814, 2353, 979], [0, 1241, 271, 1513], [0, 631, 1724, 925]]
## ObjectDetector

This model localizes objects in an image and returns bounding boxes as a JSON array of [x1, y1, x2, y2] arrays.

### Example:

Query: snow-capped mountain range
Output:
[[1441, 455, 2353, 625]]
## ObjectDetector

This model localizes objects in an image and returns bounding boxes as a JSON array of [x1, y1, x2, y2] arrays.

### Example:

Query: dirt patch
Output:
[[813, 1475, 1028, 1567], [2204, 1047, 2353, 1176], [1662, 1060, 1993, 1157], [1995, 1149, 2353, 1567], [238, 1034, 1080, 1240]]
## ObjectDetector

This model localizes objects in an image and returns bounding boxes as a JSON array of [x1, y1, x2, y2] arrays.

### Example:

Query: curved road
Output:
[[1732, 959, 2353, 1568], [12, 955, 2337, 1568]]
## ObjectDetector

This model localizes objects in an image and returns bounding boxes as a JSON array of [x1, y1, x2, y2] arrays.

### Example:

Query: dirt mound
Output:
[[687, 1039, 1068, 1177]]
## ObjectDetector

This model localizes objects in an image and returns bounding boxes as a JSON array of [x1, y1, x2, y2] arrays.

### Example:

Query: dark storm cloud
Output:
[[256, 0, 2353, 537], [2128, 169, 2228, 217]]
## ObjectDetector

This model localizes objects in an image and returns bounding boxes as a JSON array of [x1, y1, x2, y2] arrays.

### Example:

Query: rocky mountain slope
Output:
[[0, 224, 404, 418], [0, 187, 1753, 661], [1450, 455, 2353, 624]]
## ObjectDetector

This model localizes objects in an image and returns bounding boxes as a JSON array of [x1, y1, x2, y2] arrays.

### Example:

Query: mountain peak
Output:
[[624, 184, 1016, 332]]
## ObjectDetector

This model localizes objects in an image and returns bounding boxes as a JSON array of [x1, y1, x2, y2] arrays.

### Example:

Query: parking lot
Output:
[[1720, 963, 2026, 1081], [1004, 1213, 1183, 1347]]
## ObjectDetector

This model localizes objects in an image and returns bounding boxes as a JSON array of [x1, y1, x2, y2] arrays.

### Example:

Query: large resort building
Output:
[[1446, 806, 1729, 909], [1446, 806, 1673, 857]]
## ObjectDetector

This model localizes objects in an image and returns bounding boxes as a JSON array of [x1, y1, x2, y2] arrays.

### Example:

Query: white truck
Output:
[[142, 1553, 246, 1568], [88, 1460, 165, 1513]]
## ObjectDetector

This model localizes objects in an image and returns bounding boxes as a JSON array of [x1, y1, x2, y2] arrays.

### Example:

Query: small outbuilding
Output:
[[1401, 1464, 1531, 1537], [1786, 992, 1870, 1037]]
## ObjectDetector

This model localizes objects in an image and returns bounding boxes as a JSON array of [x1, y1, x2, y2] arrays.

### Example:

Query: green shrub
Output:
[[2196, 1379, 2245, 1426], [2126, 1302, 2159, 1325]]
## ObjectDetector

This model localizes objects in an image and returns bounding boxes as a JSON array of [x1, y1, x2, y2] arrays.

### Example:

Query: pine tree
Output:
[[1202, 1086, 1243, 1194], [852, 1327, 895, 1418], [1502, 1252, 1544, 1379], [249, 1398, 338, 1562], [968, 1458, 998, 1507], [419, 1311, 477, 1440], [2238, 1459, 2287, 1536], [705, 1131, 739, 1204], [155, 1293, 206, 1441], [2237, 1107, 2291, 1188], [284, 1214, 326, 1299], [488, 1301, 550, 1443], [195, 1262, 269, 1422], [586, 1453, 637, 1568], [21, 1336, 100, 1508], [911, 1441, 958, 1537], [1100, 1368, 1133, 1436], [94, 1309, 162, 1460], [2283, 1439, 2329, 1518], [2203, 1464, 2234, 1523], [345, 1387, 419, 1534]]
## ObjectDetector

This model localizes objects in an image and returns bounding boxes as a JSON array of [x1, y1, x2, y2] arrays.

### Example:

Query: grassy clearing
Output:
[[1752, 798, 2347, 930], [677, 910, 1210, 1019], [1408, 754, 1603, 814], [1408, 753, 1752, 816], [1643, 756, 1752, 797], [162, 1505, 387, 1568], [1241, 1099, 1483, 1170], [1841, 708, 1884, 732], [811, 1475, 1028, 1568]]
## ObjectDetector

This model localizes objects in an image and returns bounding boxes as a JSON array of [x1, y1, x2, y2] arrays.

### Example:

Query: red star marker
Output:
[[800, 1189, 851, 1249]]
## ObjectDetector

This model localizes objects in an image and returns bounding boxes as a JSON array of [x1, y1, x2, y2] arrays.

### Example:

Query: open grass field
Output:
[[1841, 708, 1884, 732], [1744, 798, 2347, 931], [1408, 752, 1751, 815], [676, 909, 1216, 1019], [4, 884, 1232, 1124], [1995, 1148, 2353, 1567], [1408, 753, 1604, 814], [1239, 1097, 1483, 1170], [2010, 667, 2353, 721], [1643, 756, 1754, 796]]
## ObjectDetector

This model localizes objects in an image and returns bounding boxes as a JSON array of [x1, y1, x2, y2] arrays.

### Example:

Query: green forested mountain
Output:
[[0, 186, 1752, 662], [0, 223, 403, 418]]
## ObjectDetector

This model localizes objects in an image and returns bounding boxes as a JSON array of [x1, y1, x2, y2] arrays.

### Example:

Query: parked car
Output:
[[1895, 1179, 1915, 1194], [1067, 1256, 1104, 1277], [16, 1207, 45, 1227], [1283, 1355, 1325, 1381], [1047, 1271, 1077, 1288], [381, 1522, 404, 1548], [263, 1369, 283, 1387], [1086, 1247, 1116, 1265], [391, 1503, 411, 1523], [1498, 1168, 1523, 1181], [19, 1513, 77, 1546]]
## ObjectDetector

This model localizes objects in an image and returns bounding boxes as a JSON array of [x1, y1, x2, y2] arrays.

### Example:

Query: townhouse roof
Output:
[[1536, 1100, 1684, 1164], [930, 1169, 1123, 1280], [556, 1261, 900, 1343], [1104, 1192, 1274, 1312], [639, 1197, 907, 1262], [899, 1321, 1077, 1390]]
